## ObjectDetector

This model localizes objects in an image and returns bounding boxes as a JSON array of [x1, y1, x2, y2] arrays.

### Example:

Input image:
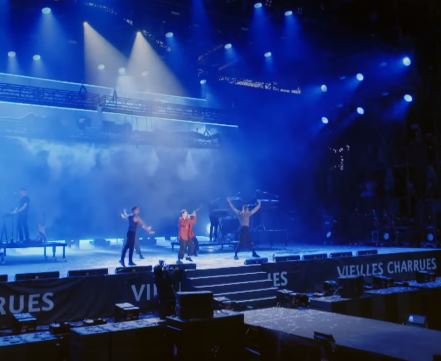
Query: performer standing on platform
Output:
[[120, 206, 153, 267], [208, 198, 220, 242], [12, 188, 30, 242], [177, 209, 197, 263], [227, 197, 262, 260]]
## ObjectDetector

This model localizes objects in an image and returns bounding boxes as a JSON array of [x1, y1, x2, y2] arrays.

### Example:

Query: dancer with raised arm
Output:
[[177, 209, 197, 263], [119, 206, 153, 267], [227, 197, 262, 260]]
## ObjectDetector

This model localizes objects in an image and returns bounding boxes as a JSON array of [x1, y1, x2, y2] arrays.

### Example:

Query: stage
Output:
[[0, 237, 438, 280]]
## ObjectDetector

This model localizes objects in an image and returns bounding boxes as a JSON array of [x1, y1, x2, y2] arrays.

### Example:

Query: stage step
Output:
[[215, 287, 277, 301], [193, 279, 274, 294], [183, 265, 278, 309], [184, 264, 263, 278], [187, 271, 269, 286], [235, 296, 278, 309]]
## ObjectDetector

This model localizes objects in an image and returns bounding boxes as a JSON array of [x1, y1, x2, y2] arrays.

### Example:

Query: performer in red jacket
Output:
[[177, 209, 197, 263]]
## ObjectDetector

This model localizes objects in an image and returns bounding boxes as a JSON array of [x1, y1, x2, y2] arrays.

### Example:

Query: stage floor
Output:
[[0, 236, 438, 279]]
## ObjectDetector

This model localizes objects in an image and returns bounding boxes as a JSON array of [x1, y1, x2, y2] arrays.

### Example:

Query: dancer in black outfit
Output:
[[120, 206, 153, 267], [227, 197, 262, 260], [13, 188, 30, 242]]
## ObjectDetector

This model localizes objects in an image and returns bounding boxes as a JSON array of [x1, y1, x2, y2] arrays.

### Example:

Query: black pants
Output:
[[121, 231, 136, 263], [178, 238, 194, 260], [209, 216, 219, 242], [17, 215, 29, 242], [235, 226, 255, 256]]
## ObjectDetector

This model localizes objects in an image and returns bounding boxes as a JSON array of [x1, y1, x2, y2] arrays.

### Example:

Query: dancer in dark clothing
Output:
[[227, 197, 262, 260], [120, 206, 153, 267]]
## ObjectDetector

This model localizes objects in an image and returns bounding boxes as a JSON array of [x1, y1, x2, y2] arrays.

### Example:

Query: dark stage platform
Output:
[[243, 307, 441, 361]]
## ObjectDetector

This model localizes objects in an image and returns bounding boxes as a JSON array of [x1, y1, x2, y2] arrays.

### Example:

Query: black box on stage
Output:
[[114, 303, 140, 322], [0, 274, 7, 282], [12, 313, 37, 334], [115, 265, 152, 274], [274, 255, 301, 262], [15, 271, 59, 281], [356, 249, 378, 256], [416, 270, 436, 283], [68, 268, 108, 277], [176, 291, 213, 319], [330, 251, 352, 259], [338, 275, 364, 298], [303, 253, 328, 261], [244, 257, 268, 265]]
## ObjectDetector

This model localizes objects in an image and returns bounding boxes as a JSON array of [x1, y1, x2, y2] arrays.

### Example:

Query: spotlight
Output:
[[83, 21, 88, 26], [200, 79, 207, 85], [284, 10, 293, 16], [427, 233, 434, 242], [356, 73, 364, 81], [32, 54, 41, 61], [403, 94, 413, 103], [41, 7, 51, 15], [97, 64, 105, 71], [320, 84, 328, 93], [383, 232, 390, 241], [118, 67, 126, 76], [264, 51, 272, 58], [224, 43, 232, 50], [321, 117, 329, 124], [254, 2, 263, 9], [402, 56, 412, 66], [7, 51, 16, 58], [356, 107, 365, 115], [325, 231, 332, 238], [165, 32, 174, 38], [141, 71, 149, 77]]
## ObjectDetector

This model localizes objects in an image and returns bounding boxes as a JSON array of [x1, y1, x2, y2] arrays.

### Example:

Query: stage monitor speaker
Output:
[[303, 253, 327, 261], [244, 257, 268, 265], [274, 255, 301, 262], [415, 270, 436, 283], [338, 275, 364, 298], [115, 265, 152, 274], [167, 263, 197, 271], [323, 280, 338, 296], [0, 274, 7, 282], [15, 271, 60, 281], [356, 249, 378, 256], [405, 314, 427, 328], [68, 268, 108, 277], [329, 251, 352, 259], [176, 291, 213, 319]]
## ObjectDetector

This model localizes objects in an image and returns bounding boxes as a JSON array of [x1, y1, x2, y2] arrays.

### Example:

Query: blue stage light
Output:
[[254, 2, 263, 9], [141, 71, 149, 77], [264, 51, 272, 58], [404, 94, 413, 103], [165, 32, 174, 38], [200, 79, 207, 85], [97, 64, 105, 71], [284, 10, 293, 16], [33, 54, 41, 61], [41, 7, 51, 15], [320, 84, 328, 93], [356, 73, 364, 81], [118, 67, 126, 75], [321, 117, 329, 124], [402, 56, 411, 66], [356, 107, 365, 115], [224, 43, 232, 50], [383, 232, 390, 241], [7, 51, 16, 58], [427, 233, 434, 242]]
